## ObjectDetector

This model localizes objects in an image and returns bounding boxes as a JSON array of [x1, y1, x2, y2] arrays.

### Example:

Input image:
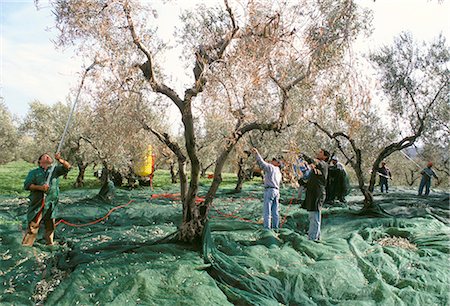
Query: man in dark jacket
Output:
[[303, 148, 330, 241], [377, 161, 392, 193], [326, 156, 350, 204], [418, 162, 438, 196], [22, 153, 71, 246]]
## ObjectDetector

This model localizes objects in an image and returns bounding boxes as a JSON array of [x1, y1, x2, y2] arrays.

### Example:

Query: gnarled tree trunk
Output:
[[74, 161, 88, 188]]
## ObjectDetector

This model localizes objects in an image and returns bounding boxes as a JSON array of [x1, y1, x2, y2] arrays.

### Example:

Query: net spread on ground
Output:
[[0, 186, 448, 305]]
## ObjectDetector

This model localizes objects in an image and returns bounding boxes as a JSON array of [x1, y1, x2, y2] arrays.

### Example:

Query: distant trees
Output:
[[18, 94, 164, 188], [20, 101, 72, 161], [0, 100, 19, 164], [19, 100, 94, 185]]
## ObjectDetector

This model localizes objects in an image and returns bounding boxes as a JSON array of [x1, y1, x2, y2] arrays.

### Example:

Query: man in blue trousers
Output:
[[418, 162, 438, 196], [251, 148, 282, 230]]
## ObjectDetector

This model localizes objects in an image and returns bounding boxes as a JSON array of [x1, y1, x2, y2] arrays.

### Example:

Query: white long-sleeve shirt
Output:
[[255, 153, 282, 189]]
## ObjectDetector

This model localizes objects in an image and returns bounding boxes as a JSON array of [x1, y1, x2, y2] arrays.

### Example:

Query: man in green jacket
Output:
[[22, 152, 71, 246]]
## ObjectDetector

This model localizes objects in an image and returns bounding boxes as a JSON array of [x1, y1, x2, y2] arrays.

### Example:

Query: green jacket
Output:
[[24, 165, 70, 223]]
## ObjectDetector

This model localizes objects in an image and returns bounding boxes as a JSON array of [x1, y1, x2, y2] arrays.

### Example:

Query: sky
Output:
[[1, 0, 449, 120]]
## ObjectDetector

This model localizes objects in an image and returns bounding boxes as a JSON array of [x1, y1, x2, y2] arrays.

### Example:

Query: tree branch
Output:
[[185, 0, 239, 100], [309, 121, 357, 168], [123, 1, 185, 111]]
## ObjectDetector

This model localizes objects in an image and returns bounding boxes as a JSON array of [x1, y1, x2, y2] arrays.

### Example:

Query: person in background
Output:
[[377, 161, 392, 193], [418, 162, 438, 196], [22, 153, 71, 247], [302, 148, 330, 241], [326, 156, 349, 204], [251, 148, 282, 230]]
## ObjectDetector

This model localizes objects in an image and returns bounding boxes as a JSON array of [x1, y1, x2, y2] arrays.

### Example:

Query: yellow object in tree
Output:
[[134, 145, 154, 177]]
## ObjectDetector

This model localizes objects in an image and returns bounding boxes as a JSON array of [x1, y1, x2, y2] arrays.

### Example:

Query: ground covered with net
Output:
[[0, 185, 449, 305]]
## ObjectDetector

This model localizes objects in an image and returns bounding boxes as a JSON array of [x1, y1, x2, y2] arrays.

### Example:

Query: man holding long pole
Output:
[[377, 161, 392, 193], [418, 162, 438, 196], [21, 62, 95, 247], [22, 153, 71, 246]]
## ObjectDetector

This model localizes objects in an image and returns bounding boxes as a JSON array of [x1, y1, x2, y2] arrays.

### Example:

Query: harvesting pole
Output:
[[45, 61, 98, 185]]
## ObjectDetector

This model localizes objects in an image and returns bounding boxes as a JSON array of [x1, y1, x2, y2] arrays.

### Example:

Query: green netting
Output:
[[0, 185, 449, 305]]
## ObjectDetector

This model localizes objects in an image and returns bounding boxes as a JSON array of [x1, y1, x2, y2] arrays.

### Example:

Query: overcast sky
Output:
[[1, 0, 449, 119]]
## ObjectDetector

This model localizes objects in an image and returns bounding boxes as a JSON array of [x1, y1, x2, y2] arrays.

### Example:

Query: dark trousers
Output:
[[380, 177, 389, 193]]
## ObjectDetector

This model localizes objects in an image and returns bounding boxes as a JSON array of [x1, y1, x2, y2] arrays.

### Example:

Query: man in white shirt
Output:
[[251, 148, 282, 230]]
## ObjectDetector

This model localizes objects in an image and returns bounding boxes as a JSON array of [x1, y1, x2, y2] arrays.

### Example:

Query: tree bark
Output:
[[74, 161, 88, 188], [234, 157, 246, 193], [179, 104, 203, 243], [170, 162, 178, 183]]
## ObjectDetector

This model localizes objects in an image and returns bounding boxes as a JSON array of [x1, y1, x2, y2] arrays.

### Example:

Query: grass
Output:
[[0, 160, 100, 195], [0, 160, 37, 195], [0, 160, 260, 195]]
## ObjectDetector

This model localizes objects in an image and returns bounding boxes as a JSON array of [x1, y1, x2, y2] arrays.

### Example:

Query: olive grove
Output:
[[44, 0, 368, 242]]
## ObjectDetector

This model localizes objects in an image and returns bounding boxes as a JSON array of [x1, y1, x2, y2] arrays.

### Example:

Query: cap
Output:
[[331, 156, 338, 161]]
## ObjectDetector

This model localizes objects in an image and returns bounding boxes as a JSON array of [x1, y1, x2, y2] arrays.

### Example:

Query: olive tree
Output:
[[48, 0, 366, 243]]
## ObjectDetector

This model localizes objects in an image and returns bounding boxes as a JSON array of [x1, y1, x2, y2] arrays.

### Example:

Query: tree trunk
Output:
[[361, 165, 389, 216], [170, 162, 178, 183], [405, 169, 418, 186], [179, 106, 203, 244], [74, 162, 88, 188], [111, 170, 123, 187], [353, 167, 385, 216], [178, 156, 188, 220], [361, 186, 374, 210], [179, 121, 283, 243], [234, 157, 246, 193], [99, 162, 109, 185]]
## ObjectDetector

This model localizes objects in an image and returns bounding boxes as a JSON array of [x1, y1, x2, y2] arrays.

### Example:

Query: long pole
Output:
[[399, 149, 422, 169], [46, 62, 97, 185]]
